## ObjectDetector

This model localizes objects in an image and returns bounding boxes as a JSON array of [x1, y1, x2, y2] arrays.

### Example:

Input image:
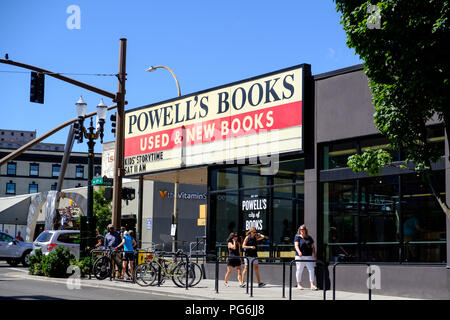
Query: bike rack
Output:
[[248, 257, 287, 298], [287, 259, 327, 300], [150, 250, 190, 290], [215, 255, 249, 294], [332, 262, 372, 300]]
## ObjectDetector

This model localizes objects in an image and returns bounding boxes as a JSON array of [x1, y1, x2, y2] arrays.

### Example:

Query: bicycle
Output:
[[134, 250, 197, 287], [91, 247, 134, 280]]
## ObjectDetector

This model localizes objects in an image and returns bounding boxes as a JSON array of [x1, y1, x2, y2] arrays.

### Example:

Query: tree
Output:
[[93, 187, 112, 235], [335, 0, 450, 219]]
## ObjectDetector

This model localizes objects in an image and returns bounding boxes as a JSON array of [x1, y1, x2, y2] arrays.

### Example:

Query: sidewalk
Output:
[[15, 271, 421, 300]]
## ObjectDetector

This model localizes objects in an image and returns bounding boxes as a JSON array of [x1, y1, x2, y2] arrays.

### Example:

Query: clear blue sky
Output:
[[0, 0, 361, 153]]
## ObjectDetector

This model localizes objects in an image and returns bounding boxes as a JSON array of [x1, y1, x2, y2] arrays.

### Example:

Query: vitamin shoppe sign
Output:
[[124, 65, 308, 175]]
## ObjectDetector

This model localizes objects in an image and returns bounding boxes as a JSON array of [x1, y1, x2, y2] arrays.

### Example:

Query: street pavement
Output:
[[4, 266, 421, 300]]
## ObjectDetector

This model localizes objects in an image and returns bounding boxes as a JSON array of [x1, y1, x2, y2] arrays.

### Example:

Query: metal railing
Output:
[[215, 255, 250, 294], [287, 259, 327, 300], [332, 262, 373, 300]]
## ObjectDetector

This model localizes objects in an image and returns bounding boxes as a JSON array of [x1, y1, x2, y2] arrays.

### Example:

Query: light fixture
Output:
[[96, 98, 108, 121], [75, 95, 87, 118], [146, 66, 157, 72]]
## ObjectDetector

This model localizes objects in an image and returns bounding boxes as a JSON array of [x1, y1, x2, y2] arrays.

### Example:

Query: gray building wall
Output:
[[308, 65, 450, 299], [139, 181, 207, 252]]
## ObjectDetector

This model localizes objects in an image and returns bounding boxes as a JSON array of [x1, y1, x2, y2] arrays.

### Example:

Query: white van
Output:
[[32, 230, 80, 259]]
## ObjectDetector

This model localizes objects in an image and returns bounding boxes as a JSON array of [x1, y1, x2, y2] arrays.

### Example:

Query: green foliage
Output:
[[70, 255, 95, 278], [347, 149, 393, 176], [93, 186, 112, 235], [28, 247, 75, 278], [335, 0, 450, 172]]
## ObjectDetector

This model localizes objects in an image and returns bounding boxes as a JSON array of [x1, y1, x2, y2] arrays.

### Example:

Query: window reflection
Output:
[[322, 142, 357, 170], [323, 171, 446, 263]]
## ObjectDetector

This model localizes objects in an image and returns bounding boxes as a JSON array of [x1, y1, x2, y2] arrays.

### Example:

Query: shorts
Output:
[[122, 251, 135, 261], [227, 257, 242, 267], [244, 256, 258, 266]]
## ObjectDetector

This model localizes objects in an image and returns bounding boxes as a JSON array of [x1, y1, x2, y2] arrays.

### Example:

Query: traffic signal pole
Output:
[[112, 38, 127, 230], [0, 38, 128, 232]]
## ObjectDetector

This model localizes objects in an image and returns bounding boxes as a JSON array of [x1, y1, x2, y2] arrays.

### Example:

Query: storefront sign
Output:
[[242, 194, 267, 231], [124, 65, 306, 175]]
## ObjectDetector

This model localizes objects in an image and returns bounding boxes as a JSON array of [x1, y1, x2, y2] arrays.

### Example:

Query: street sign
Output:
[[92, 176, 113, 186]]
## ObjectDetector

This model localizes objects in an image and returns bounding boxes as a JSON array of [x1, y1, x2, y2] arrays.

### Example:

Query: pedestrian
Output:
[[242, 227, 266, 288], [224, 232, 244, 287], [95, 230, 104, 249], [104, 224, 121, 248], [115, 230, 137, 280], [294, 224, 318, 290], [104, 224, 122, 278]]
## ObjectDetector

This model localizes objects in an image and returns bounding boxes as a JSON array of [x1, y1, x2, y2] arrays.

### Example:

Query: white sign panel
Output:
[[124, 65, 305, 175]]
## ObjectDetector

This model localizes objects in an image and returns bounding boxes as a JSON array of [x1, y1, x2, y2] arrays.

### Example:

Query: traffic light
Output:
[[104, 187, 113, 201], [73, 121, 83, 143], [121, 188, 135, 202], [30, 72, 45, 104], [110, 114, 116, 136]]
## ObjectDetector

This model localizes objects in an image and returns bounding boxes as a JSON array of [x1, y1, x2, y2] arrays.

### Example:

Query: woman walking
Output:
[[294, 225, 318, 290], [224, 232, 244, 287], [242, 227, 266, 288]]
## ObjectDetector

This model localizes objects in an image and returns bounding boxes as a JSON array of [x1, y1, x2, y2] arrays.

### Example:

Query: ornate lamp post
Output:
[[75, 96, 108, 250]]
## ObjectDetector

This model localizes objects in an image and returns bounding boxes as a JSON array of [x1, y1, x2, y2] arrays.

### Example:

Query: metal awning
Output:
[[142, 166, 208, 185]]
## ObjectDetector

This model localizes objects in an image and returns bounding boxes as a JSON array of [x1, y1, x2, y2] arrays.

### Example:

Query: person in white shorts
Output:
[[294, 224, 318, 290]]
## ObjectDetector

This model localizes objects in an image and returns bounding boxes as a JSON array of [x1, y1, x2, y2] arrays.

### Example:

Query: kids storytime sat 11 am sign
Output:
[[124, 65, 308, 175]]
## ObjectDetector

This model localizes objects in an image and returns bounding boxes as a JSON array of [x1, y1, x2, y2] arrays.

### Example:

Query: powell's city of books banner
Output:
[[124, 65, 306, 176]]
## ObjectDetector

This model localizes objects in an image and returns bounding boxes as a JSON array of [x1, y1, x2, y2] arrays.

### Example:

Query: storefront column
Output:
[[445, 132, 450, 268], [304, 168, 318, 242]]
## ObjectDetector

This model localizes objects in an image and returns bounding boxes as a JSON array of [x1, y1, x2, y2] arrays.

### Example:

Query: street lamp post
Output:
[[146, 65, 181, 252], [75, 96, 108, 251]]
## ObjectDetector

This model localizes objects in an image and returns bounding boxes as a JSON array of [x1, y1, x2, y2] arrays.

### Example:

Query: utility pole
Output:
[[111, 38, 127, 230]]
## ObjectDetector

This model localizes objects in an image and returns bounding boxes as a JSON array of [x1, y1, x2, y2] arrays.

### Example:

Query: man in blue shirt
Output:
[[116, 230, 137, 280], [104, 224, 121, 248]]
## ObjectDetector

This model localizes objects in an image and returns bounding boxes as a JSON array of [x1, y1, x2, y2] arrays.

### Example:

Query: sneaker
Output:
[[297, 285, 304, 290], [240, 282, 246, 288], [258, 282, 266, 288], [224, 282, 229, 287]]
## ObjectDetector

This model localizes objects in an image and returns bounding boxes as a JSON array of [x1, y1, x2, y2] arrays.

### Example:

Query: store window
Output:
[[241, 165, 269, 188], [359, 176, 400, 262], [52, 164, 61, 177], [322, 141, 357, 170], [210, 192, 239, 256], [29, 163, 39, 176], [360, 136, 399, 162], [29, 183, 38, 194], [401, 172, 446, 262], [76, 166, 84, 179], [323, 180, 358, 262], [210, 167, 238, 191], [208, 157, 305, 258], [7, 162, 17, 176], [322, 171, 446, 263], [6, 182, 15, 195]]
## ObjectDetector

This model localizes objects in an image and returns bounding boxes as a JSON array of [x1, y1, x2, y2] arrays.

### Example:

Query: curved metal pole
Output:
[[146, 65, 181, 97], [0, 104, 117, 167]]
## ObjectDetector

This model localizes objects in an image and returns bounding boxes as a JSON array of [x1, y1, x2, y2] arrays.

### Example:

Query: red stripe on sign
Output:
[[125, 100, 302, 157]]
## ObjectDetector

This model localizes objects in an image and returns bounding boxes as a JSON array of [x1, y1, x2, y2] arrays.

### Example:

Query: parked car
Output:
[[32, 230, 80, 259], [0, 231, 33, 267]]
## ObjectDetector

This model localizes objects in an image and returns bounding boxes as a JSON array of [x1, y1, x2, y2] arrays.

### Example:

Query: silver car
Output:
[[32, 230, 80, 260], [0, 231, 33, 267]]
